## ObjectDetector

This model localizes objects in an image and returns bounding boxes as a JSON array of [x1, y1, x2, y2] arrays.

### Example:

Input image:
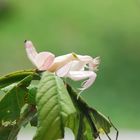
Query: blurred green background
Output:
[[0, 0, 140, 130]]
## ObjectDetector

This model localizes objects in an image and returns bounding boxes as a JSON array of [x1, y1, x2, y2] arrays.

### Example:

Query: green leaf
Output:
[[0, 75, 32, 121], [82, 117, 95, 140], [66, 84, 112, 139], [76, 114, 94, 140], [0, 75, 33, 140], [67, 85, 98, 138], [27, 86, 37, 105], [0, 69, 40, 89], [90, 108, 111, 134], [0, 126, 17, 140], [34, 72, 78, 140], [7, 104, 37, 140]]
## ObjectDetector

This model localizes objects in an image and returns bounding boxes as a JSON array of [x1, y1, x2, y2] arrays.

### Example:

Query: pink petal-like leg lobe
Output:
[[35, 52, 55, 71], [24, 40, 55, 70], [68, 71, 97, 90]]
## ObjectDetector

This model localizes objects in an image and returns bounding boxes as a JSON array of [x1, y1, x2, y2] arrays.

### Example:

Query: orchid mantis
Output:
[[24, 40, 100, 95]]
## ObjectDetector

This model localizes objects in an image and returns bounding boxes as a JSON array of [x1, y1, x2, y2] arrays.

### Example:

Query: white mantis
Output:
[[24, 40, 100, 95]]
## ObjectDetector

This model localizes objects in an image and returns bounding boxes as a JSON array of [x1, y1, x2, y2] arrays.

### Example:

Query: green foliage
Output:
[[0, 70, 40, 89], [27, 86, 37, 105], [90, 108, 111, 134], [0, 75, 34, 140], [0, 70, 114, 140], [34, 71, 78, 140], [0, 126, 17, 140], [67, 85, 112, 139], [77, 115, 94, 140]]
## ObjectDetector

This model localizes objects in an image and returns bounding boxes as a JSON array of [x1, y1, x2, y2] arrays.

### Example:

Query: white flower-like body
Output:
[[24, 40, 100, 93]]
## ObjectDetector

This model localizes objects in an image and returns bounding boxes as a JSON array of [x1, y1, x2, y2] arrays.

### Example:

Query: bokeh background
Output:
[[0, 0, 140, 134]]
